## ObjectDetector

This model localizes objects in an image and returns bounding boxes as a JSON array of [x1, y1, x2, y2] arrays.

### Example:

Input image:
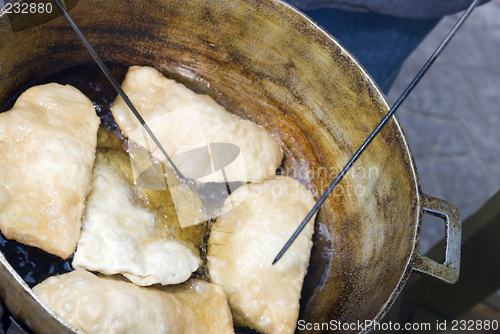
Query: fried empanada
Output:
[[110, 66, 283, 183], [0, 83, 99, 259], [33, 270, 235, 334], [207, 176, 316, 334], [72, 149, 202, 286]]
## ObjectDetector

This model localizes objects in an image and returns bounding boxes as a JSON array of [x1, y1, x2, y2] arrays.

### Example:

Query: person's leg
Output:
[[302, 8, 441, 93]]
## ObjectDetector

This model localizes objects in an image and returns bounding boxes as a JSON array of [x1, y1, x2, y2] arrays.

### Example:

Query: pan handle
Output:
[[411, 194, 461, 284]]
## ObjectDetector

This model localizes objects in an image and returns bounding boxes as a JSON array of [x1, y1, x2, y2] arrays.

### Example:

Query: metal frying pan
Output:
[[0, 0, 461, 333]]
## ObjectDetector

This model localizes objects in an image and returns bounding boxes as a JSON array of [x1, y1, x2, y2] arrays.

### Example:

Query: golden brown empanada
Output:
[[110, 66, 283, 183], [207, 176, 316, 334], [33, 270, 235, 334], [0, 83, 99, 259], [72, 149, 202, 286]]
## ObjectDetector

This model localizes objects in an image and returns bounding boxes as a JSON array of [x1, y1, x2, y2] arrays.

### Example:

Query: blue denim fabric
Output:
[[302, 8, 441, 93], [290, 0, 489, 19]]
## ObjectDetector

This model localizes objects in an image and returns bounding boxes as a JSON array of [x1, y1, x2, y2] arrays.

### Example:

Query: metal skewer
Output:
[[272, 0, 483, 265], [52, 0, 185, 181]]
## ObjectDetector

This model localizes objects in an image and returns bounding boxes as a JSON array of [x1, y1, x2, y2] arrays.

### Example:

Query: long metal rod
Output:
[[52, 0, 184, 179], [273, 0, 482, 265]]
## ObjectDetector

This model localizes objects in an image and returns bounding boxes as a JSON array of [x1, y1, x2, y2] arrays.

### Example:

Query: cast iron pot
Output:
[[0, 0, 461, 333]]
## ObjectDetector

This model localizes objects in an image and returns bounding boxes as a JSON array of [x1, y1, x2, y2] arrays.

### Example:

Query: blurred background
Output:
[[387, 0, 500, 253], [384, 1, 500, 332], [388, 1, 500, 255]]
